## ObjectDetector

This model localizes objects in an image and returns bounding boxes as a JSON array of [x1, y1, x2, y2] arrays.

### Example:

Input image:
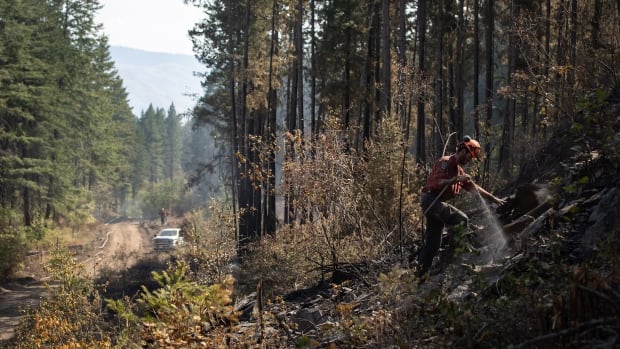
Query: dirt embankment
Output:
[[0, 220, 155, 343]]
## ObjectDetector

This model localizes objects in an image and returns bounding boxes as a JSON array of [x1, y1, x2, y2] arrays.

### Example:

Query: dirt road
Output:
[[0, 220, 155, 343], [82, 220, 154, 277]]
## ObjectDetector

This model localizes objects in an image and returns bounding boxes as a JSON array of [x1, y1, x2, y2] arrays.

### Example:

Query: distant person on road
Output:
[[416, 136, 505, 277], [159, 207, 166, 226]]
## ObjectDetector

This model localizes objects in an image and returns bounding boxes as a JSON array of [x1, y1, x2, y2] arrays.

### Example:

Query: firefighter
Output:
[[159, 207, 166, 226], [416, 136, 505, 277]]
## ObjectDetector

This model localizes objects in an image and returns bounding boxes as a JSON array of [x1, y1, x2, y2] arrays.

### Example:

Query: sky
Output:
[[95, 0, 205, 113], [96, 0, 204, 55]]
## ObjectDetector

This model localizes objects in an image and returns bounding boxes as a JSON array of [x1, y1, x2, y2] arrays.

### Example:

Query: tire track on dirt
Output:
[[83, 220, 153, 277]]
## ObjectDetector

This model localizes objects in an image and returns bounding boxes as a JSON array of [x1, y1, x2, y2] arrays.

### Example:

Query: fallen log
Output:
[[517, 207, 555, 250], [503, 199, 554, 251]]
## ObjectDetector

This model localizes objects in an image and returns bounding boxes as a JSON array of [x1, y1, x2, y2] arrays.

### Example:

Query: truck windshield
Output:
[[159, 230, 178, 236]]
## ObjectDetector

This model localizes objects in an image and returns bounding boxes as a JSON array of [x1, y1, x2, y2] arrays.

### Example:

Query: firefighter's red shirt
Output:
[[423, 154, 475, 200]]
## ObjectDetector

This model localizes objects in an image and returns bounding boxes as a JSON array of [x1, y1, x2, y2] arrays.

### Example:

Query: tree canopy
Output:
[[186, 0, 619, 248]]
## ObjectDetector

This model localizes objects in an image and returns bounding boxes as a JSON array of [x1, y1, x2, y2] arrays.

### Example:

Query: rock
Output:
[[583, 187, 619, 250], [234, 291, 256, 321], [292, 307, 323, 333]]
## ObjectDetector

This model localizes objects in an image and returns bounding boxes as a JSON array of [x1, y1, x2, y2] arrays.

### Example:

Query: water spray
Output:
[[470, 187, 509, 265], [429, 175, 509, 265]]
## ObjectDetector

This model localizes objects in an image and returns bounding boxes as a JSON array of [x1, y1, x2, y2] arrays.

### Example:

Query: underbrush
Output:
[[11, 249, 113, 348], [238, 117, 422, 298], [6, 206, 242, 348], [6, 116, 426, 347], [13, 114, 616, 348]]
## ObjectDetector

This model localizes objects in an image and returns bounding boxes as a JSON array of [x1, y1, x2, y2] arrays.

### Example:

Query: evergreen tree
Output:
[[0, 0, 63, 226], [164, 104, 182, 182], [185, 0, 620, 244], [1, 0, 135, 226], [139, 105, 166, 185]]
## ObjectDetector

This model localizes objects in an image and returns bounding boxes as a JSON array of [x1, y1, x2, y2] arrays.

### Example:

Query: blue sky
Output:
[[96, 0, 203, 55]]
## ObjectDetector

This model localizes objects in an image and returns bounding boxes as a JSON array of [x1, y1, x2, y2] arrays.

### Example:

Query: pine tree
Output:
[[1, 0, 135, 226], [0, 0, 63, 225], [140, 105, 166, 185], [164, 104, 182, 182]]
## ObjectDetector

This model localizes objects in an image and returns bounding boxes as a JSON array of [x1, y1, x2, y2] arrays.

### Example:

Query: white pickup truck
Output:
[[153, 228, 184, 251]]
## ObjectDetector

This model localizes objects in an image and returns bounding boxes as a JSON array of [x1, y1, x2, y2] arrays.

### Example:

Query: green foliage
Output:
[[138, 105, 166, 184], [129, 103, 189, 219], [574, 88, 620, 167], [13, 249, 112, 348], [164, 104, 183, 182], [0, 231, 26, 282], [0, 215, 44, 281], [137, 178, 187, 219], [44, 249, 91, 293], [106, 261, 239, 348], [356, 117, 422, 238], [240, 116, 422, 297], [180, 205, 236, 284], [0, 0, 135, 227]]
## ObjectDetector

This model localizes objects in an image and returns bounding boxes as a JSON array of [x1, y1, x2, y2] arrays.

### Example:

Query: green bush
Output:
[[106, 261, 239, 348], [0, 233, 24, 282], [13, 249, 112, 348]]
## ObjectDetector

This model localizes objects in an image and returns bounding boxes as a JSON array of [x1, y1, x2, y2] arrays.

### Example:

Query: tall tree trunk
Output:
[[569, 0, 577, 87], [539, 0, 551, 138], [554, 0, 567, 124], [456, 0, 465, 143], [310, 0, 317, 136], [373, 1, 382, 129], [286, 15, 299, 223], [238, 1, 253, 248], [284, 50, 293, 225], [591, 0, 602, 49], [482, 0, 494, 185], [473, 0, 481, 138], [23, 187, 31, 227], [397, 0, 407, 130], [363, 3, 378, 143], [248, 111, 262, 239], [434, 0, 445, 156], [397, 0, 409, 255], [290, 47, 298, 132], [228, 0, 239, 246], [264, 0, 279, 237], [416, 0, 427, 164], [296, 0, 304, 135], [344, 27, 351, 128], [380, 0, 391, 117], [500, 1, 518, 177], [448, 42, 456, 148]]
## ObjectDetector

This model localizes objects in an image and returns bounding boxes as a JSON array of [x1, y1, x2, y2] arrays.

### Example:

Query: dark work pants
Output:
[[417, 192, 469, 275]]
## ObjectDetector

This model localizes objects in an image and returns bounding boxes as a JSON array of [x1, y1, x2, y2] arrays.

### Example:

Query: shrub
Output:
[[106, 261, 239, 348], [13, 249, 112, 348], [241, 116, 423, 298], [180, 205, 236, 285]]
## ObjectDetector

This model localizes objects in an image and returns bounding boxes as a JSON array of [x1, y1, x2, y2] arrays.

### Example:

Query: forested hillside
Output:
[[0, 0, 220, 282], [187, 0, 620, 252], [1, 0, 619, 348], [109, 46, 203, 114]]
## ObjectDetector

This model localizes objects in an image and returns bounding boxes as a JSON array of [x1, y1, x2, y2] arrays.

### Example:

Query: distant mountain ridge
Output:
[[110, 46, 204, 115]]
